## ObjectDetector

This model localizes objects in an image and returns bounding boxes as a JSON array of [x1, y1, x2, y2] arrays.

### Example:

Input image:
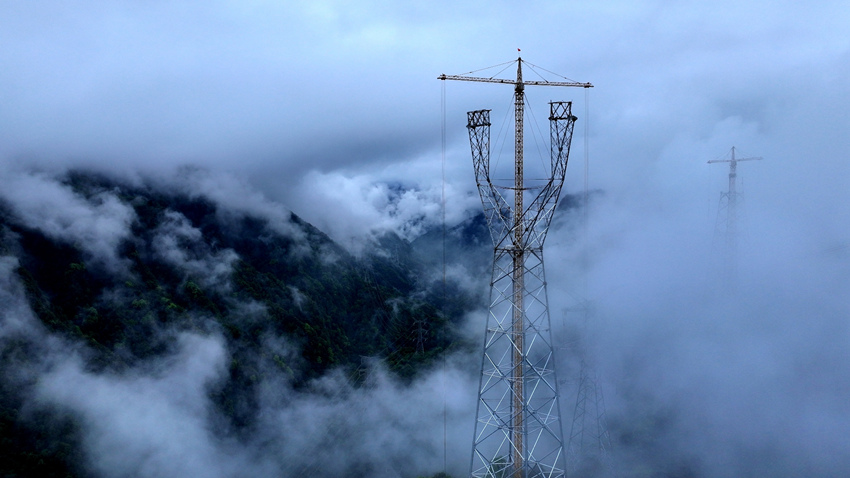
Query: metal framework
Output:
[[441, 56, 591, 478], [708, 147, 762, 283], [567, 358, 614, 476]]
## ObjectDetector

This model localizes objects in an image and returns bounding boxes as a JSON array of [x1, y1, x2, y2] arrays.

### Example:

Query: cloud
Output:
[[254, 359, 477, 478], [0, 169, 136, 274], [546, 158, 850, 475], [156, 168, 307, 241], [0, 255, 39, 339], [286, 167, 478, 251], [151, 210, 239, 291], [34, 333, 254, 478], [0, 240, 479, 478], [29, 333, 479, 478], [0, 1, 849, 476]]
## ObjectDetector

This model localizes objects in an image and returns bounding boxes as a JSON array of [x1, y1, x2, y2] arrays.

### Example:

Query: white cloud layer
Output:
[[0, 169, 136, 273], [152, 210, 239, 290], [0, 247, 478, 478]]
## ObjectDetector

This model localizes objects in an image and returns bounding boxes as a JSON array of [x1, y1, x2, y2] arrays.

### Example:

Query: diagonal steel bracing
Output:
[[448, 56, 587, 478]]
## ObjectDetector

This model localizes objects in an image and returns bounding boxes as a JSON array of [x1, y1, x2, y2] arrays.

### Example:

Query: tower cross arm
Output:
[[438, 74, 593, 88], [707, 156, 762, 164]]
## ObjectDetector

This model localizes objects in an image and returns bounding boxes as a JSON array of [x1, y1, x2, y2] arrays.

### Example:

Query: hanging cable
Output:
[[583, 87, 589, 296], [523, 92, 549, 180], [491, 94, 515, 181], [451, 59, 517, 78], [440, 79, 448, 476], [524, 60, 585, 84]]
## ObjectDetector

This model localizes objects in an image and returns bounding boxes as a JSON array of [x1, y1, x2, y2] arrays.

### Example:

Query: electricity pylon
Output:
[[567, 357, 614, 476], [440, 56, 591, 478], [708, 147, 762, 285]]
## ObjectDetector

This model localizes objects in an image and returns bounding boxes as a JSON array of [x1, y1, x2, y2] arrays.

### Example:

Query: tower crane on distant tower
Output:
[[709, 146, 762, 284]]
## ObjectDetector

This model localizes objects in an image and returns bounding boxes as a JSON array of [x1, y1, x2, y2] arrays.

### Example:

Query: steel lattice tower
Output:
[[567, 358, 614, 477], [441, 56, 591, 478], [563, 300, 614, 476], [709, 147, 762, 284]]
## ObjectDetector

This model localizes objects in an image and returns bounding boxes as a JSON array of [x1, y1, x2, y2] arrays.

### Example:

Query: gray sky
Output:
[[3, 1, 847, 230], [2, 2, 850, 476]]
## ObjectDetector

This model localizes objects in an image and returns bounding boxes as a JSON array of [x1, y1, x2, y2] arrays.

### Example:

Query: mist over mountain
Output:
[[0, 168, 485, 478], [2, 3, 849, 477], [0, 155, 847, 478]]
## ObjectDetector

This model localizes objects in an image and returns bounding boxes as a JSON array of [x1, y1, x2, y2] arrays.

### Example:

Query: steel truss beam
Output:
[[467, 101, 577, 478]]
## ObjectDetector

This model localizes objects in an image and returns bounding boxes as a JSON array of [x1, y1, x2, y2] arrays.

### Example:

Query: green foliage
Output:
[[0, 173, 482, 477]]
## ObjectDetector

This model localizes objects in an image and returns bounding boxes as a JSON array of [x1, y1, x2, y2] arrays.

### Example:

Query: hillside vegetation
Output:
[[0, 171, 481, 477]]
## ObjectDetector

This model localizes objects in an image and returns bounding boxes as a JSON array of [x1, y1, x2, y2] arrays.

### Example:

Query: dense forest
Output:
[[0, 171, 488, 478]]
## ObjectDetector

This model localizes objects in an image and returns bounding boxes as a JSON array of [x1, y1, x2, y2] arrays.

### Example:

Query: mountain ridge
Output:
[[0, 169, 481, 477]]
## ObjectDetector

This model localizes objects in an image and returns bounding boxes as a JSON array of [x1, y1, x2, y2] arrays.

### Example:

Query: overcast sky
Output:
[[2, 2, 849, 475], [2, 1, 847, 231]]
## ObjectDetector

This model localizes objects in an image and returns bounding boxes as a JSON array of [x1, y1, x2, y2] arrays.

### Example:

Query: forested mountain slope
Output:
[[0, 170, 482, 478]]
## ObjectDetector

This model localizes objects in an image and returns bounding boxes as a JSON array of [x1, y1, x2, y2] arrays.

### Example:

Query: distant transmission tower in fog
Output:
[[440, 54, 591, 478], [566, 307, 615, 476], [709, 147, 762, 283]]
